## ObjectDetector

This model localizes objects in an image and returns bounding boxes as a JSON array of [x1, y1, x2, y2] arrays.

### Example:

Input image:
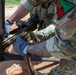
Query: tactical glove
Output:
[[13, 35, 30, 56], [5, 19, 13, 35]]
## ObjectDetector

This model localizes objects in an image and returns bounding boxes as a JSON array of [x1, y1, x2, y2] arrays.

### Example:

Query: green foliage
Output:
[[5, 0, 20, 5]]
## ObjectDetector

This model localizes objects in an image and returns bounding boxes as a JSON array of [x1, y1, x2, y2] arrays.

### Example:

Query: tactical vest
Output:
[[31, 0, 56, 26], [55, 0, 76, 57]]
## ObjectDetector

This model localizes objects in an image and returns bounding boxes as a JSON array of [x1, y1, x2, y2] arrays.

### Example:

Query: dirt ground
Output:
[[0, 5, 58, 75]]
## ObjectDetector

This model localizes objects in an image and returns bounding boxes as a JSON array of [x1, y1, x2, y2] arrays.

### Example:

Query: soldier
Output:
[[5, 0, 76, 75]]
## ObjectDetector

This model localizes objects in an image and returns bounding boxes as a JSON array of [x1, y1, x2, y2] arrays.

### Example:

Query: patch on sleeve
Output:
[[56, 0, 75, 19]]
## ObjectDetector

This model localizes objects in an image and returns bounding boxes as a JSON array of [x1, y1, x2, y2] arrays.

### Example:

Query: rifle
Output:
[[0, 0, 59, 75]]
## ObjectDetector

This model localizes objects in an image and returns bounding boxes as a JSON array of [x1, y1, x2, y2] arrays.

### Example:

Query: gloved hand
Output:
[[5, 19, 13, 35], [13, 35, 30, 55]]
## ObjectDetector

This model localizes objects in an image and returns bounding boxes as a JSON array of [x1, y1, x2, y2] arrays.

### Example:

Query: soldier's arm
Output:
[[9, 0, 40, 23], [27, 40, 51, 57], [9, 5, 29, 22]]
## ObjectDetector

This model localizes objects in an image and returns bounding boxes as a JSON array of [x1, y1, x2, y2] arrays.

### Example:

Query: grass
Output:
[[5, 0, 21, 5]]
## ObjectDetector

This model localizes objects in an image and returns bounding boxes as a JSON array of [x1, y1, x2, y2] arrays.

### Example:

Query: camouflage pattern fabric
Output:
[[49, 58, 76, 75], [28, 0, 40, 6], [55, 0, 76, 57], [48, 1, 76, 75], [31, 1, 56, 26], [22, 0, 56, 26], [35, 24, 55, 42], [46, 0, 76, 74]]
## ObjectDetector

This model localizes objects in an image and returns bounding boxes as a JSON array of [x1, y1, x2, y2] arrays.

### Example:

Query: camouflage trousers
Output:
[[49, 58, 76, 75]]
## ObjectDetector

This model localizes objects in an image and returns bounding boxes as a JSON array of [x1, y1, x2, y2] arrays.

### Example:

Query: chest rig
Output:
[[35, 1, 55, 26]]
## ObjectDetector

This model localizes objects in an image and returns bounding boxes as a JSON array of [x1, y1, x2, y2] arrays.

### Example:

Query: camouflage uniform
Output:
[[47, 0, 76, 75], [22, 0, 76, 75], [22, 0, 56, 42]]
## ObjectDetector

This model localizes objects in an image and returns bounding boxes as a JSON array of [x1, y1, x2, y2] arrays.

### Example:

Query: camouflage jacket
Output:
[[55, 0, 76, 57]]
